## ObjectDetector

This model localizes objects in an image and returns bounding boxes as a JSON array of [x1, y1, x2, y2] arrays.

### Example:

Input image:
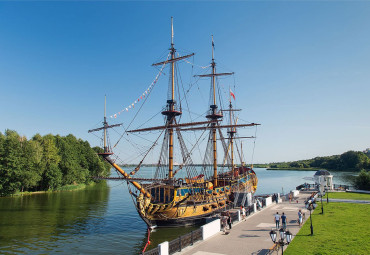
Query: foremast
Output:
[[88, 96, 151, 198]]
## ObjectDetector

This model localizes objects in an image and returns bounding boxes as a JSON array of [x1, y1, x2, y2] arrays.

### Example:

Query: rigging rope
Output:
[[112, 53, 170, 149], [130, 128, 165, 176], [251, 125, 258, 167], [179, 53, 211, 69], [141, 227, 151, 254]]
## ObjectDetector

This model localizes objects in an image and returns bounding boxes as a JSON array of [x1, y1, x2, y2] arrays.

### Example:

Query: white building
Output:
[[314, 170, 333, 190]]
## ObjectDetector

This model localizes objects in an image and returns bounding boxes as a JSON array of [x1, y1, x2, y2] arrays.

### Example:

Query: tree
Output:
[[0, 130, 111, 196], [40, 135, 62, 190], [0, 130, 23, 195], [340, 151, 370, 171], [353, 170, 370, 191], [56, 135, 88, 185], [18, 139, 43, 192]]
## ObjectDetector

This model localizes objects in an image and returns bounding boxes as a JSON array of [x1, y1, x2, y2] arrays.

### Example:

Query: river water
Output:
[[0, 168, 353, 254]]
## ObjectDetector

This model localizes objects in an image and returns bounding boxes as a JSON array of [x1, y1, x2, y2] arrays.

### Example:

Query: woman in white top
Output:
[[298, 209, 303, 227], [241, 206, 246, 221]]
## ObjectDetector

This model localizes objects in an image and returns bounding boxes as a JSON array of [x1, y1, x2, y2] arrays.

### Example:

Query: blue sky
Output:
[[1, 1, 369, 164]]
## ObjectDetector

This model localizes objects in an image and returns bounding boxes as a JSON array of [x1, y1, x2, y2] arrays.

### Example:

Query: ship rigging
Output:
[[89, 17, 260, 227]]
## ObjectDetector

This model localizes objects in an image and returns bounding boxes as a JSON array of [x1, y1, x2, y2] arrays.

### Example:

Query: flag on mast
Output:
[[230, 89, 236, 100]]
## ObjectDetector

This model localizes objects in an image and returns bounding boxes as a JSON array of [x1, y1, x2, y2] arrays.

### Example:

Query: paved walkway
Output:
[[176, 192, 312, 255]]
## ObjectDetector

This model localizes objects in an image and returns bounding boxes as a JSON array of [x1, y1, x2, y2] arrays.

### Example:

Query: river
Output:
[[0, 168, 353, 254]]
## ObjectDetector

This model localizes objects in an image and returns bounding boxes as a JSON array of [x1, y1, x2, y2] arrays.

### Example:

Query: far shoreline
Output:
[[266, 167, 320, 171]]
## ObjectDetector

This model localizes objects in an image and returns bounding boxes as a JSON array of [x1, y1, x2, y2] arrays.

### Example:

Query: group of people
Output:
[[274, 209, 304, 230], [221, 211, 233, 234], [273, 212, 287, 229]]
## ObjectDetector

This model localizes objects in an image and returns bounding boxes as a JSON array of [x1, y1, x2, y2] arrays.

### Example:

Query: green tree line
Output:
[[0, 130, 111, 196], [268, 150, 370, 171]]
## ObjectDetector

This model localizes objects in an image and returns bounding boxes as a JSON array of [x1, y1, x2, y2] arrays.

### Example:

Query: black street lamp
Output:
[[320, 194, 324, 214], [269, 228, 293, 255], [326, 188, 329, 203], [305, 200, 317, 236]]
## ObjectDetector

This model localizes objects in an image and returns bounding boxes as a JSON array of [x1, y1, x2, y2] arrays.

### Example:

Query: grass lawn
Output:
[[285, 202, 370, 255], [323, 192, 370, 200]]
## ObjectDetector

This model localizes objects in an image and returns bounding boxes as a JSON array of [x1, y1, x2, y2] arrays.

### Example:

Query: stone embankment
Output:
[[175, 191, 312, 255], [147, 191, 312, 255]]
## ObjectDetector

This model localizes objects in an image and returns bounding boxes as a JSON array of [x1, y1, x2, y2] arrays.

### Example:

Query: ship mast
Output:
[[152, 17, 194, 181], [88, 97, 153, 198], [196, 36, 233, 187], [228, 98, 236, 171], [168, 17, 175, 179], [210, 36, 220, 186], [88, 95, 122, 154], [104, 95, 107, 152]]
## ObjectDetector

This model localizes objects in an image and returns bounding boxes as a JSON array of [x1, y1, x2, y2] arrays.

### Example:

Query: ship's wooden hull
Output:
[[135, 167, 258, 227]]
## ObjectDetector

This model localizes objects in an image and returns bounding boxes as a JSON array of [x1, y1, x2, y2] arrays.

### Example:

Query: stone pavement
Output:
[[176, 192, 312, 255]]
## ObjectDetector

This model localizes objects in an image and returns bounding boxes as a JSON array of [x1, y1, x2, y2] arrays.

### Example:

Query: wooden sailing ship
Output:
[[89, 18, 259, 227]]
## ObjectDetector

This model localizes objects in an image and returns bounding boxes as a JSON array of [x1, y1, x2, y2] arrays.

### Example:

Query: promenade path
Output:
[[176, 192, 312, 255]]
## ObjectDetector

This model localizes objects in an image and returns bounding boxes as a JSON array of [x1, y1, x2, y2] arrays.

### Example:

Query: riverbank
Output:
[[9, 182, 96, 197]]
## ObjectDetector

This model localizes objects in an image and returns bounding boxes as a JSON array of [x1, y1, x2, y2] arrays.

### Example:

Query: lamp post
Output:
[[326, 188, 329, 203], [269, 228, 292, 255], [319, 181, 325, 214], [305, 200, 317, 236], [320, 193, 324, 214]]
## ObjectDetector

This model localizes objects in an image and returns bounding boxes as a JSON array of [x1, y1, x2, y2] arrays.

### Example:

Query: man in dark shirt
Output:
[[281, 212, 287, 230]]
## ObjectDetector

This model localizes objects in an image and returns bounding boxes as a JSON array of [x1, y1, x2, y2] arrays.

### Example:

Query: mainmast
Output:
[[228, 99, 236, 171], [196, 36, 233, 186], [210, 36, 220, 187]]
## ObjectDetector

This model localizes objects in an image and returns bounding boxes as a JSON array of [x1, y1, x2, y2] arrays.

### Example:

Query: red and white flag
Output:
[[230, 89, 236, 100]]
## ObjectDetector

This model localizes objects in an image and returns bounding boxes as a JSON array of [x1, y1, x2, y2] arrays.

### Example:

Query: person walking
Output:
[[222, 215, 228, 234], [227, 211, 232, 230], [298, 209, 303, 227], [241, 206, 246, 221], [274, 212, 280, 229], [281, 212, 287, 230]]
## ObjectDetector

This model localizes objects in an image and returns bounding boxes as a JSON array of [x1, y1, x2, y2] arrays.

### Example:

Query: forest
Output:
[[0, 130, 111, 197], [267, 150, 370, 171]]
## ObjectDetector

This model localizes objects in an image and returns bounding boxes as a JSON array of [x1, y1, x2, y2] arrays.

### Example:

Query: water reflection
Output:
[[0, 182, 109, 254]]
